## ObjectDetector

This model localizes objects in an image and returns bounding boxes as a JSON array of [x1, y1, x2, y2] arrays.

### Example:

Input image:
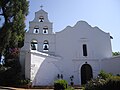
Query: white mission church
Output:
[[20, 8, 120, 86]]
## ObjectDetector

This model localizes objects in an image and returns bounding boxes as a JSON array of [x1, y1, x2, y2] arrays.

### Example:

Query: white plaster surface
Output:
[[20, 9, 120, 86]]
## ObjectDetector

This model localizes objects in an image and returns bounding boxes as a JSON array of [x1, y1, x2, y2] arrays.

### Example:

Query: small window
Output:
[[39, 16, 44, 22], [43, 40, 49, 52], [33, 27, 39, 34], [31, 40, 38, 50], [83, 44, 87, 56], [43, 26, 48, 34]]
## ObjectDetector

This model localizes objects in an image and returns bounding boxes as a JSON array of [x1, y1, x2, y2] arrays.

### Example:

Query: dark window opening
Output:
[[83, 44, 87, 56]]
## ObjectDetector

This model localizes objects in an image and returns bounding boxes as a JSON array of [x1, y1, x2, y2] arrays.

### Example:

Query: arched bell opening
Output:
[[43, 26, 48, 34], [31, 40, 38, 50], [33, 26, 39, 34], [43, 40, 49, 52], [39, 16, 44, 22]]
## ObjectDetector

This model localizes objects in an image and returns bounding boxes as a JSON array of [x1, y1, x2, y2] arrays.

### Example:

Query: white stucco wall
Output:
[[19, 9, 116, 86], [25, 50, 62, 86], [54, 21, 112, 85], [101, 56, 120, 75], [72, 59, 101, 84], [55, 21, 112, 60]]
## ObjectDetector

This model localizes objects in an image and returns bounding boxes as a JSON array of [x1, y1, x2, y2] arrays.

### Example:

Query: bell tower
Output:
[[29, 6, 53, 34], [23, 7, 55, 54], [20, 7, 56, 75]]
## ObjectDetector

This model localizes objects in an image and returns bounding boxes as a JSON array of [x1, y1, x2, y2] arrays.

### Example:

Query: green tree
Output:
[[0, 0, 29, 86], [112, 52, 120, 56], [0, 0, 29, 60]]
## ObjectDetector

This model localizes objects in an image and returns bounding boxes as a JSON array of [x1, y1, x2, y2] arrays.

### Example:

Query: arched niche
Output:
[[33, 26, 39, 34], [43, 40, 49, 52], [39, 16, 44, 22], [43, 26, 48, 34], [31, 39, 38, 50]]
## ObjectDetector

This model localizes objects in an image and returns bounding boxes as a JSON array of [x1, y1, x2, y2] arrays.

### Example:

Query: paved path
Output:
[[0, 86, 83, 90], [0, 87, 54, 90]]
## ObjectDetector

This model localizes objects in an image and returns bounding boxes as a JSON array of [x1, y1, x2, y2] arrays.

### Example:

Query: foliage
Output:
[[17, 78, 31, 86], [4, 48, 20, 64], [0, 58, 21, 86], [0, 0, 29, 87], [104, 76, 120, 90], [54, 79, 68, 90], [0, 0, 29, 60], [85, 71, 120, 90], [98, 70, 112, 80], [85, 78, 106, 90], [112, 52, 120, 56]]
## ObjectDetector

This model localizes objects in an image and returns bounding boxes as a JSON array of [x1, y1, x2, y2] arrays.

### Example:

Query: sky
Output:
[[26, 0, 120, 52]]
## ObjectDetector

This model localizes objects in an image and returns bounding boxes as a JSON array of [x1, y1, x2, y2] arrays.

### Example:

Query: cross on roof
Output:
[[40, 5, 43, 9]]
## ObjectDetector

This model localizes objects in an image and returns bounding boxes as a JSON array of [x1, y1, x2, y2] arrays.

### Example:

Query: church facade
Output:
[[20, 9, 120, 86]]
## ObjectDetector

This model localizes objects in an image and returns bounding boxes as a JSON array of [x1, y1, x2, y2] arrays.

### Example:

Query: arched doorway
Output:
[[81, 64, 93, 84]]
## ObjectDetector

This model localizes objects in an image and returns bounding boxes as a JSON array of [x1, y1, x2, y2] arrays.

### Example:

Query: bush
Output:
[[85, 71, 120, 90], [103, 76, 120, 90], [54, 79, 68, 90], [85, 78, 106, 90], [0, 59, 21, 86], [17, 78, 31, 85], [98, 70, 112, 80]]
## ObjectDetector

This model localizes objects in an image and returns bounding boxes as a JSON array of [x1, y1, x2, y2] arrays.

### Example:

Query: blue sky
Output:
[[26, 0, 120, 52]]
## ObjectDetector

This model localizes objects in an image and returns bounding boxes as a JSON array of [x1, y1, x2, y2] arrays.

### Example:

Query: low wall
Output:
[[101, 56, 120, 75]]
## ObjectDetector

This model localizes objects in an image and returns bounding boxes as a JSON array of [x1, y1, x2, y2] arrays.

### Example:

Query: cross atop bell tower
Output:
[[40, 5, 43, 9]]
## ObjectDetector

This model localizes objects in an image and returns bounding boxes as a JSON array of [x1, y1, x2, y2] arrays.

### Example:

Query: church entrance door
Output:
[[81, 64, 93, 84]]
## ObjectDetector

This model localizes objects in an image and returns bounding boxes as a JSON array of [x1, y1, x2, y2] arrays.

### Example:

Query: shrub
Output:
[[18, 78, 31, 85], [85, 71, 120, 90], [103, 76, 120, 90], [98, 70, 112, 80], [54, 79, 68, 90], [85, 78, 106, 90], [0, 58, 21, 86]]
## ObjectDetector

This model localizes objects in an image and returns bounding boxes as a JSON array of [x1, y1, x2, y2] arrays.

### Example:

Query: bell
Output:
[[35, 30, 38, 33], [40, 19, 43, 22], [44, 45, 48, 50], [31, 44, 36, 50], [44, 30, 47, 34]]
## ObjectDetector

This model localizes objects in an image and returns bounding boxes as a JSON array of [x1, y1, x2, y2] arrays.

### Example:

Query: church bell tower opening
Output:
[[31, 40, 38, 50], [43, 40, 49, 52]]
